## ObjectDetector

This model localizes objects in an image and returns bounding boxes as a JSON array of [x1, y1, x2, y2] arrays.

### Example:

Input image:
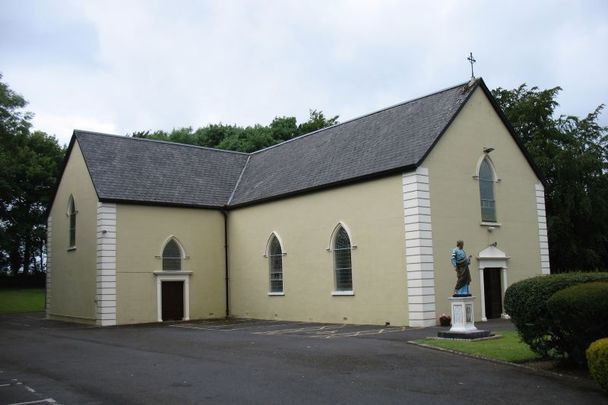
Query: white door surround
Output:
[[477, 245, 509, 321], [153, 271, 192, 322]]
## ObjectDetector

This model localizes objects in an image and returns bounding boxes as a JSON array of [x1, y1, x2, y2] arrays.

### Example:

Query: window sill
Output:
[[67, 247, 77, 252], [332, 290, 354, 296], [480, 222, 501, 227], [267, 292, 285, 296]]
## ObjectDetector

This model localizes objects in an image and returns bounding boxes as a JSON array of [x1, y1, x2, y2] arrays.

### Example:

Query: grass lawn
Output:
[[0, 288, 45, 314], [415, 330, 542, 363]]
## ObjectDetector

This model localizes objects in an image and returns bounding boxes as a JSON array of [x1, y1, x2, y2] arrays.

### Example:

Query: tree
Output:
[[492, 84, 608, 272], [298, 109, 339, 135], [130, 109, 339, 153], [0, 74, 65, 277], [195, 124, 239, 148], [217, 125, 274, 153], [269, 116, 298, 142]]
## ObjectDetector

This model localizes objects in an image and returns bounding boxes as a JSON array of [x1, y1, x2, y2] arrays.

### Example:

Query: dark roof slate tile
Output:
[[70, 80, 480, 209], [75, 131, 249, 208], [229, 81, 474, 206]]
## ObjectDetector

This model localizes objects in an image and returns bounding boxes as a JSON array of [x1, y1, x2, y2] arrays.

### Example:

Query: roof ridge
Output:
[[74, 129, 251, 156], [250, 79, 473, 155], [227, 155, 251, 206]]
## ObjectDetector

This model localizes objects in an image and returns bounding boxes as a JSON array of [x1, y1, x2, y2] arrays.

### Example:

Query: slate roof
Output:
[[74, 131, 249, 208], [229, 80, 475, 206], [63, 79, 512, 210]]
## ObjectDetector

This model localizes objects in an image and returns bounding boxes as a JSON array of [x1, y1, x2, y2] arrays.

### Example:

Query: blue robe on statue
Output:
[[451, 247, 471, 295]]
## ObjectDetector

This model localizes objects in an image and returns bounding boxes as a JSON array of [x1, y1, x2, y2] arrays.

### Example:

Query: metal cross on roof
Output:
[[467, 52, 476, 79]]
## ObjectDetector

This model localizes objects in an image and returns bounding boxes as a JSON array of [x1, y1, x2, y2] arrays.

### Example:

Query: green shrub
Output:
[[587, 338, 608, 392], [547, 282, 608, 365], [504, 272, 608, 358]]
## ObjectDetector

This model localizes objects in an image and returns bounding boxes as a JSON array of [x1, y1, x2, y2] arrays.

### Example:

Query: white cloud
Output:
[[2, 0, 607, 138], [33, 112, 117, 145]]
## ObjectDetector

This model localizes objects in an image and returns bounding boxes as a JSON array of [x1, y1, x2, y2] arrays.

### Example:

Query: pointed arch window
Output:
[[479, 158, 497, 222], [268, 235, 283, 293], [162, 239, 182, 271], [67, 196, 77, 248], [333, 226, 353, 292]]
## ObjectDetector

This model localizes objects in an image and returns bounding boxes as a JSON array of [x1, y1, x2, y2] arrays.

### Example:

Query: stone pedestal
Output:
[[437, 296, 491, 339]]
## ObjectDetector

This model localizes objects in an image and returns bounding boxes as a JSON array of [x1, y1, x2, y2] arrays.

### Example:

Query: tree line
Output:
[[0, 74, 64, 284], [492, 85, 608, 271], [131, 110, 339, 152], [1, 73, 606, 282]]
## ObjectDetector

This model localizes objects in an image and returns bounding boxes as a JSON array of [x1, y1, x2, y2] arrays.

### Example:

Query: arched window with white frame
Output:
[[67, 195, 77, 248], [479, 157, 497, 222], [162, 238, 183, 271], [333, 225, 353, 292], [267, 234, 284, 293]]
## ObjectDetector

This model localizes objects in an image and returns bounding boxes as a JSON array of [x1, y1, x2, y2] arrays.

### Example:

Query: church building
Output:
[[46, 78, 550, 327]]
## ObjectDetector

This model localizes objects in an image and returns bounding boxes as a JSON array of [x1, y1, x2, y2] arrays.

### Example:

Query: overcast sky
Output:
[[1, 0, 607, 146]]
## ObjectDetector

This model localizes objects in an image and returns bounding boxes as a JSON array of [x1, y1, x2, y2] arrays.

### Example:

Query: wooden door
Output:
[[161, 281, 184, 321], [483, 268, 502, 319]]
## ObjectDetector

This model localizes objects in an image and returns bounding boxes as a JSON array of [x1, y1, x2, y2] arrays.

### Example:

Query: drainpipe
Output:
[[222, 207, 230, 319]]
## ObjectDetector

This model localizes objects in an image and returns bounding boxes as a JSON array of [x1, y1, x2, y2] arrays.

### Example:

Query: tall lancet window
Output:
[[268, 235, 283, 293], [162, 239, 182, 271], [68, 196, 77, 248], [479, 158, 497, 222], [334, 226, 353, 291]]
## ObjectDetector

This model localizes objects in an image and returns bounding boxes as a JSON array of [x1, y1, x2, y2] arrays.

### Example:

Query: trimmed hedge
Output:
[[504, 272, 608, 358], [547, 282, 608, 365], [587, 338, 608, 392]]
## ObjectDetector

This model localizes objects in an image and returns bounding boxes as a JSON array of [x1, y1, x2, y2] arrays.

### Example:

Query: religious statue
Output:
[[451, 240, 472, 296]]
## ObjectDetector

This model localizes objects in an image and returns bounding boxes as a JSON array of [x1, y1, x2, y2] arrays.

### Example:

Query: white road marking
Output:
[[253, 325, 346, 335], [312, 327, 407, 339], [3, 378, 59, 405], [174, 321, 315, 332], [9, 399, 58, 405], [173, 321, 407, 339]]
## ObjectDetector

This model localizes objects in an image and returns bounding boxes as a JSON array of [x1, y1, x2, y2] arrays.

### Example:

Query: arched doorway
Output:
[[154, 236, 191, 322], [477, 245, 509, 321]]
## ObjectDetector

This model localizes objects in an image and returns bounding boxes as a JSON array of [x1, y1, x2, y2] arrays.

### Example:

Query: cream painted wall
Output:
[[228, 175, 408, 326], [47, 142, 98, 323], [115, 205, 226, 324], [424, 87, 544, 320], [47, 85, 544, 328]]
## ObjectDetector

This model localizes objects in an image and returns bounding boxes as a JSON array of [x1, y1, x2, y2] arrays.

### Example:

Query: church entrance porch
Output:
[[477, 245, 510, 321]]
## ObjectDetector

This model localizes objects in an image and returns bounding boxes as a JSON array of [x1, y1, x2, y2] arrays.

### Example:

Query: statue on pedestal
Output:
[[451, 240, 472, 296], [438, 240, 491, 339]]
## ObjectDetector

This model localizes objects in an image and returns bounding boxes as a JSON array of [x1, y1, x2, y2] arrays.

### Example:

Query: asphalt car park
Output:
[[0, 313, 604, 404]]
